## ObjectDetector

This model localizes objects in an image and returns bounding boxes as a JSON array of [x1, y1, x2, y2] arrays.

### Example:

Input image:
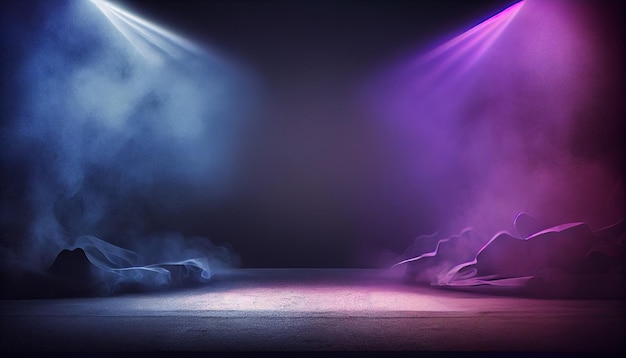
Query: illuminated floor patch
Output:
[[1, 269, 623, 351]]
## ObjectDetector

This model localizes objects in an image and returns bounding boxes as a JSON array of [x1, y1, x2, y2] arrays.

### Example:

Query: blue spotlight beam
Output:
[[90, 0, 202, 64]]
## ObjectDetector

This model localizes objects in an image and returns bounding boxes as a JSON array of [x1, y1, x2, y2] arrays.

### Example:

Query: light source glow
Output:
[[90, 0, 202, 64], [416, 1, 524, 83]]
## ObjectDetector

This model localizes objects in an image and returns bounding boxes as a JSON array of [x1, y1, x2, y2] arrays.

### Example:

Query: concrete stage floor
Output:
[[1, 269, 624, 352]]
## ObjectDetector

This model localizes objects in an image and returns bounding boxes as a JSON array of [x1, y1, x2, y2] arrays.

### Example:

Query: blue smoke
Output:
[[1, 0, 254, 293]]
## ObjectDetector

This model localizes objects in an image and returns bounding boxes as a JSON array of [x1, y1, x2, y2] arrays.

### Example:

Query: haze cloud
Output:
[[368, 0, 624, 296], [369, 0, 623, 235], [1, 0, 253, 294]]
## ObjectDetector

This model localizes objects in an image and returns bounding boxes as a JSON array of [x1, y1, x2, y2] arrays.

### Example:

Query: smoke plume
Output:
[[1, 0, 252, 296], [368, 0, 624, 297]]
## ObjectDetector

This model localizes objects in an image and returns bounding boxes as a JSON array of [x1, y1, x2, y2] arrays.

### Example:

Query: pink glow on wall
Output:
[[368, 0, 624, 297]]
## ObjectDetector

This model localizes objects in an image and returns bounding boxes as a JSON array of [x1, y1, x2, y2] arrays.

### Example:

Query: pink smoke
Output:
[[368, 0, 624, 297]]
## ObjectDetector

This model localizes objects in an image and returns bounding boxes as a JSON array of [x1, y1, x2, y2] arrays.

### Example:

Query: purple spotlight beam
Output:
[[416, 1, 524, 82], [372, 0, 625, 298]]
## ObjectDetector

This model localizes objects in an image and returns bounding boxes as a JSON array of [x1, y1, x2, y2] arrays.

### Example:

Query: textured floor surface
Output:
[[1, 269, 624, 352]]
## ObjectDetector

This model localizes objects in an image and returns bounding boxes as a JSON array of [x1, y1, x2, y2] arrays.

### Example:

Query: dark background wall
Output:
[[1, 0, 623, 270]]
